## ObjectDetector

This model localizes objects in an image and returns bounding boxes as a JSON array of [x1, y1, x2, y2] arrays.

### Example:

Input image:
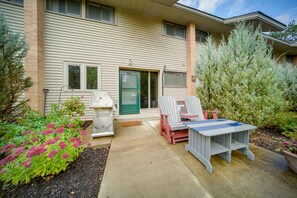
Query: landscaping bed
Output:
[[1, 147, 109, 198], [250, 128, 284, 152]]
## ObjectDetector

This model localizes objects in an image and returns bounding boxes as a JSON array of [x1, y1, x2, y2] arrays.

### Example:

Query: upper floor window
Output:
[[164, 72, 186, 87], [196, 30, 209, 43], [164, 22, 186, 39], [4, 0, 23, 4], [86, 2, 115, 23], [46, 0, 81, 16], [65, 63, 101, 90]]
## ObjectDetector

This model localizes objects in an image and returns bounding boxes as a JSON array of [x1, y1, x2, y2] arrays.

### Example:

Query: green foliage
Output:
[[0, 14, 33, 122], [0, 98, 88, 186], [59, 97, 86, 117], [196, 23, 286, 127], [279, 63, 297, 110], [270, 20, 297, 44]]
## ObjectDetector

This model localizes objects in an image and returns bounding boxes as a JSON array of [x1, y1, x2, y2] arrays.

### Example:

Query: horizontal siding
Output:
[[45, 8, 187, 117], [0, 2, 24, 35], [164, 87, 187, 100]]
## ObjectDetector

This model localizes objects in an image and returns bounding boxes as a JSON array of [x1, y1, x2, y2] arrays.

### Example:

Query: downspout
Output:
[[162, 65, 166, 96], [42, 89, 49, 117]]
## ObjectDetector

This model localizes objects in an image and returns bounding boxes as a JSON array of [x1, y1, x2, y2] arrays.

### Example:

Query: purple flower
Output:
[[44, 137, 60, 146], [284, 142, 289, 145], [22, 130, 32, 136], [87, 143, 92, 147], [0, 154, 17, 166], [80, 130, 87, 136], [55, 127, 65, 134], [59, 142, 67, 149], [67, 123, 75, 128], [292, 140, 296, 144], [32, 137, 39, 143], [14, 146, 26, 156], [1, 143, 16, 153], [48, 150, 58, 158], [70, 137, 77, 143], [24, 158, 32, 169], [0, 169, 7, 174], [27, 146, 47, 158], [42, 129, 54, 135], [61, 153, 70, 159], [46, 123, 55, 129]]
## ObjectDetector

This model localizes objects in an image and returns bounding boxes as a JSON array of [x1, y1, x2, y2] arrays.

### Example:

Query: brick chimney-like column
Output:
[[186, 22, 196, 96], [24, 0, 45, 114]]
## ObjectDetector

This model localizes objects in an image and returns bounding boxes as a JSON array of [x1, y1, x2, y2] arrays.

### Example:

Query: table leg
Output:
[[186, 130, 213, 173]]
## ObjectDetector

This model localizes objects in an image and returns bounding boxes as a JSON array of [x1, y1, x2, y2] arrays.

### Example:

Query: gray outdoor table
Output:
[[184, 119, 257, 173]]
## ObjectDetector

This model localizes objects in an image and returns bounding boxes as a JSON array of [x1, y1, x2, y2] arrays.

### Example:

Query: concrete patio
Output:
[[98, 120, 297, 198]]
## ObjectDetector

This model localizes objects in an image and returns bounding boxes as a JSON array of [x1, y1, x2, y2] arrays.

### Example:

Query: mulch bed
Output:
[[0, 147, 109, 198], [250, 128, 285, 153], [120, 121, 142, 127]]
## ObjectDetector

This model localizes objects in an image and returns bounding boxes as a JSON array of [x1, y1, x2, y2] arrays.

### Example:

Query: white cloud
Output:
[[275, 7, 297, 24], [226, 0, 247, 17], [178, 0, 227, 13]]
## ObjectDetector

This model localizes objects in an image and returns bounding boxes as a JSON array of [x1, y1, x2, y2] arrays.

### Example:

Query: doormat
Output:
[[120, 121, 142, 127]]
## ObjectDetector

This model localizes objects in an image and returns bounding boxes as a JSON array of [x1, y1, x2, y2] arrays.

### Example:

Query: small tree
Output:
[[0, 15, 33, 122], [269, 20, 297, 44], [196, 23, 286, 126]]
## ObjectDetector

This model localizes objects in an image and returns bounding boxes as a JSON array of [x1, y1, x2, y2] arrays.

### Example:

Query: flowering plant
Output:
[[275, 137, 297, 154], [0, 121, 87, 185]]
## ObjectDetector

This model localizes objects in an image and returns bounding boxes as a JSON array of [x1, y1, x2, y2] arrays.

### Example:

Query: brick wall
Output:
[[24, 0, 45, 113], [186, 22, 196, 96]]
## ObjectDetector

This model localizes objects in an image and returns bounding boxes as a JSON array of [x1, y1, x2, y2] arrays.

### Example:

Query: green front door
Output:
[[119, 70, 140, 115]]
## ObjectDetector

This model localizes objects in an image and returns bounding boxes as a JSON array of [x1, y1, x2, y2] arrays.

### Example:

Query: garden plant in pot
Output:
[[276, 138, 297, 174]]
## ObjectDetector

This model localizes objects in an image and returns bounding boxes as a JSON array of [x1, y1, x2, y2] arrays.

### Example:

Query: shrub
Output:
[[196, 23, 286, 127], [279, 63, 297, 110], [0, 14, 33, 122], [0, 97, 87, 186], [0, 122, 87, 185]]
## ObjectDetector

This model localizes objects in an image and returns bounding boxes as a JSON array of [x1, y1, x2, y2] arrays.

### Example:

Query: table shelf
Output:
[[231, 139, 248, 150], [210, 141, 229, 155]]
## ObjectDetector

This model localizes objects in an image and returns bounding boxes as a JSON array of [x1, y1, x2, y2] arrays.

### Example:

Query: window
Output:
[[196, 30, 209, 43], [164, 72, 186, 87], [286, 55, 293, 64], [46, 0, 81, 16], [86, 2, 115, 23], [164, 22, 186, 39], [4, 0, 23, 4], [65, 63, 101, 90]]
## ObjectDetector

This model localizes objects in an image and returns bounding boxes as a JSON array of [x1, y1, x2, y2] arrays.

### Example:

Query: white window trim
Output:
[[64, 62, 101, 91]]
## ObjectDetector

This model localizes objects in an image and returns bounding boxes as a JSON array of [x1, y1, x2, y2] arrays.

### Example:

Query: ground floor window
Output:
[[65, 63, 101, 90], [164, 72, 186, 87]]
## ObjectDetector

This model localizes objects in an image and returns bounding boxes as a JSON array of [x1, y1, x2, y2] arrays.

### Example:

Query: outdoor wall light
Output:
[[191, 75, 196, 82], [127, 59, 133, 66]]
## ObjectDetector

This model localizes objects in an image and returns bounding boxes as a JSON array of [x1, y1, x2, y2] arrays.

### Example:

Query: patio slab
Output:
[[98, 121, 211, 198], [148, 120, 297, 198]]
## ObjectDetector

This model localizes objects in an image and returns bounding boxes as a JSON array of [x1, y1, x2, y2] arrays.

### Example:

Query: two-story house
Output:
[[0, 0, 296, 119]]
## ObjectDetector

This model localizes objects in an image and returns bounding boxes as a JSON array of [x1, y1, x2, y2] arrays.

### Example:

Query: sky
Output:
[[178, 0, 297, 25]]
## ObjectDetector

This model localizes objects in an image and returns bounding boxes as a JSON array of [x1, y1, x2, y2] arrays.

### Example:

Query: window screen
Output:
[[86, 67, 98, 89], [68, 65, 81, 89]]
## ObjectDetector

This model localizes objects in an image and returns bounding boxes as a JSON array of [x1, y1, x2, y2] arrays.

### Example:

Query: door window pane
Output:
[[150, 72, 158, 108], [140, 71, 148, 108], [122, 90, 137, 105], [86, 67, 97, 89], [122, 72, 137, 88], [68, 65, 80, 89]]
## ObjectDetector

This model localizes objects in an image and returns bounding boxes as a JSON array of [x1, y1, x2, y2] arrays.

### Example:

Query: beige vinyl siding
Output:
[[164, 88, 187, 101], [45, 8, 187, 118], [0, 2, 24, 35]]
